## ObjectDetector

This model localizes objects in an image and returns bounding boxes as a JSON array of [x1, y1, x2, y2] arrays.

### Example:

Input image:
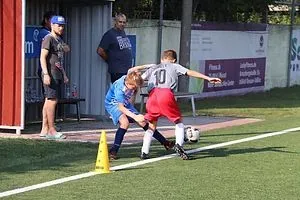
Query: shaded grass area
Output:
[[1, 86, 300, 199], [179, 85, 300, 118]]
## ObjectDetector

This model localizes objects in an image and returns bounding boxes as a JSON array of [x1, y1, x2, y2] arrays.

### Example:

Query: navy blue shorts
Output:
[[105, 103, 139, 125]]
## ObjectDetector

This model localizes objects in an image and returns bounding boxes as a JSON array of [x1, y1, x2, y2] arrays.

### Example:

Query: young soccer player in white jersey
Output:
[[134, 49, 221, 160], [105, 71, 175, 160]]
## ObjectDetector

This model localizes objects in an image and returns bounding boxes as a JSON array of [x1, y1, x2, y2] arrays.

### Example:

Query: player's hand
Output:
[[134, 114, 145, 122], [208, 78, 222, 84]]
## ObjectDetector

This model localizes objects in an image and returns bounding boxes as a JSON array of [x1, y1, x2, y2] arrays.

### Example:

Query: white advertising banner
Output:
[[190, 23, 268, 97], [290, 29, 300, 86]]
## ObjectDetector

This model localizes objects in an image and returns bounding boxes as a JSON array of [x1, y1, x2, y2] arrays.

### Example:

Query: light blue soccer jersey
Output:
[[105, 75, 138, 125]]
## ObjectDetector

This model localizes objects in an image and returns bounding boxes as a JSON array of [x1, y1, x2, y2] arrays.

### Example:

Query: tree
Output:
[[113, 0, 296, 24]]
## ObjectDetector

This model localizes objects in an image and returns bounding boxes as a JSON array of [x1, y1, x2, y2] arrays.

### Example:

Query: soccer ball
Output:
[[184, 126, 200, 143]]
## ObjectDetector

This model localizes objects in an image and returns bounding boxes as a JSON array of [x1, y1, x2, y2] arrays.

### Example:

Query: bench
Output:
[[139, 92, 197, 117], [57, 98, 85, 121], [25, 98, 85, 122]]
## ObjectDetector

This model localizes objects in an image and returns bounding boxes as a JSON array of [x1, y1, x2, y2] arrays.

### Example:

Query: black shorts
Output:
[[43, 79, 62, 99]]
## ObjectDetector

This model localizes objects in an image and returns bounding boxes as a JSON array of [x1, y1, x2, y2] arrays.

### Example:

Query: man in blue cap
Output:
[[39, 16, 70, 140]]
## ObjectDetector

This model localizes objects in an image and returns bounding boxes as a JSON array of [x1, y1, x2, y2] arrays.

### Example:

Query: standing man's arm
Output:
[[40, 49, 51, 85], [96, 47, 108, 62], [97, 30, 111, 62], [61, 41, 70, 83]]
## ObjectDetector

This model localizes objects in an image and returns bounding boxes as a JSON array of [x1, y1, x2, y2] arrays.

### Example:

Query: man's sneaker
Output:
[[174, 144, 189, 160], [163, 140, 175, 150], [140, 152, 150, 160], [109, 151, 117, 161]]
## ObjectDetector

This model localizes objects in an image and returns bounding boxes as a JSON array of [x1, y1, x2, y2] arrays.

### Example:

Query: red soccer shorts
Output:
[[145, 88, 181, 123]]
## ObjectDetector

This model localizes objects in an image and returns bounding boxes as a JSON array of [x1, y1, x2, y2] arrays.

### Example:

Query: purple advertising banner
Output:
[[203, 58, 266, 92]]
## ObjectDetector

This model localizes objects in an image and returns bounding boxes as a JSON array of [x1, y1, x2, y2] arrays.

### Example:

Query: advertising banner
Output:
[[290, 29, 300, 86], [190, 23, 268, 97], [128, 35, 136, 66], [25, 26, 41, 58]]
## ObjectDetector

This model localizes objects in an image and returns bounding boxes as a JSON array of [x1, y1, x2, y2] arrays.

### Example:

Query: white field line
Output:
[[1, 126, 299, 198]]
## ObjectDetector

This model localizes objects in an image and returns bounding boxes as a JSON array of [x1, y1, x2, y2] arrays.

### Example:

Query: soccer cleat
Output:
[[174, 144, 189, 160], [109, 151, 117, 161], [140, 152, 150, 160], [163, 140, 175, 150]]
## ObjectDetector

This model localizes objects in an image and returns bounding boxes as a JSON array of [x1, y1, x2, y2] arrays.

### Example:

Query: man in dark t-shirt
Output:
[[40, 16, 69, 140], [97, 13, 133, 83]]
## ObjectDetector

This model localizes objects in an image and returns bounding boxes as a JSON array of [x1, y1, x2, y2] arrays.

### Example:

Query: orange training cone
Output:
[[94, 130, 111, 173]]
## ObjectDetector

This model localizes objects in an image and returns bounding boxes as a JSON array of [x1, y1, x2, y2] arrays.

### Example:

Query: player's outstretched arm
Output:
[[128, 64, 156, 74], [128, 65, 146, 73], [186, 69, 222, 83], [118, 103, 145, 122]]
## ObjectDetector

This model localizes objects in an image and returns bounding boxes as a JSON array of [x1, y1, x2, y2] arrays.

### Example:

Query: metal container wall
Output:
[[0, 0, 112, 132], [24, 1, 112, 120], [66, 4, 112, 116], [0, 0, 24, 132]]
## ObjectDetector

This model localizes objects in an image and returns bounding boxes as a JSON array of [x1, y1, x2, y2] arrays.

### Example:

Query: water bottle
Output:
[[65, 85, 70, 98], [72, 83, 78, 98]]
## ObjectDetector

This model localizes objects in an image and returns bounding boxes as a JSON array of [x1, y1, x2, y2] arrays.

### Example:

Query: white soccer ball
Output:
[[184, 126, 200, 143]]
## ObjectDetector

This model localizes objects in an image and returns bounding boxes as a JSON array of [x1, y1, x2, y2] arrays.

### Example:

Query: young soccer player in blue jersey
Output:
[[105, 71, 174, 160]]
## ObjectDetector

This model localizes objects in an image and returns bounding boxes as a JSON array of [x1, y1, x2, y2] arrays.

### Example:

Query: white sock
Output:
[[142, 129, 153, 154], [175, 123, 185, 146]]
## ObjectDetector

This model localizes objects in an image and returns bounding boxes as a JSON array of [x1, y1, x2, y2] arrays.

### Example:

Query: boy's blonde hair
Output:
[[162, 49, 177, 62], [125, 71, 144, 87]]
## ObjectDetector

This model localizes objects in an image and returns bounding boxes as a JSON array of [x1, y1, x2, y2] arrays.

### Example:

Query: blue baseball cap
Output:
[[51, 16, 66, 25]]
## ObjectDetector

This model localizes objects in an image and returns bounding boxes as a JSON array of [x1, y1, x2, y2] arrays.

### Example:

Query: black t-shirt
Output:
[[98, 28, 133, 74], [41, 34, 65, 80]]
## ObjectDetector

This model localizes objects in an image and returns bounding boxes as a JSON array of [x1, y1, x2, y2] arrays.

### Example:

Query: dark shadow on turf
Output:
[[0, 139, 99, 173], [112, 166, 153, 172], [115, 142, 175, 160], [0, 138, 170, 174]]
